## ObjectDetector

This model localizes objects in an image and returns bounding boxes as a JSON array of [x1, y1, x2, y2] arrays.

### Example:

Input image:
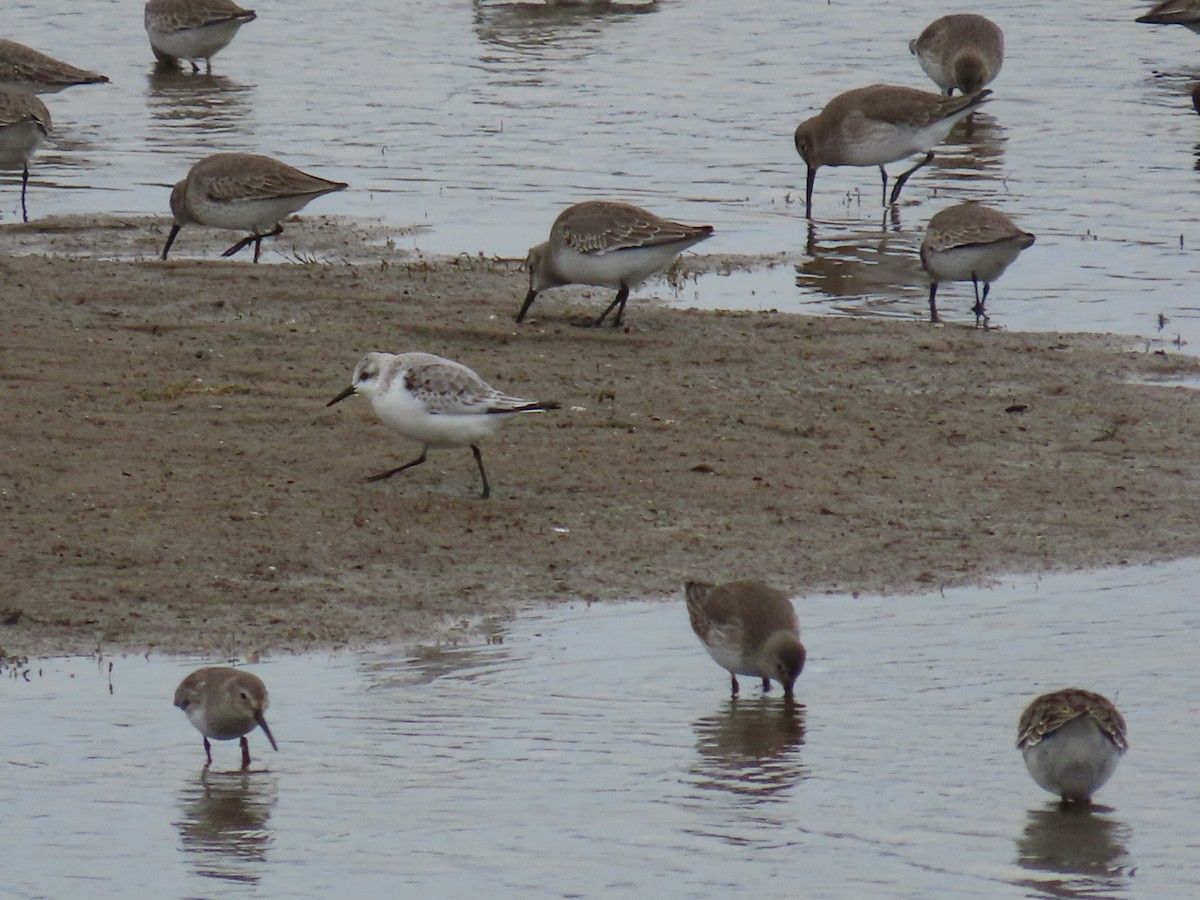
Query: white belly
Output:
[[371, 390, 507, 449], [923, 239, 1026, 284], [148, 20, 247, 61], [187, 192, 316, 233], [552, 241, 698, 290], [0, 120, 47, 167], [1022, 716, 1123, 800]]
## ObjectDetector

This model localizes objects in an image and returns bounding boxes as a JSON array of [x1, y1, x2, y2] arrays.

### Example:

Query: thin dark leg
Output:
[[972, 280, 991, 328], [221, 224, 283, 260], [761, 677, 771, 692], [203, 737, 213, 766], [730, 673, 740, 698], [587, 284, 629, 327], [21, 164, 30, 223], [928, 282, 941, 323], [190, 59, 200, 73], [240, 736, 251, 770], [366, 449, 428, 483], [888, 151, 935, 206], [471, 444, 491, 499], [878, 165, 889, 209], [805, 165, 816, 219], [205, 59, 212, 76]]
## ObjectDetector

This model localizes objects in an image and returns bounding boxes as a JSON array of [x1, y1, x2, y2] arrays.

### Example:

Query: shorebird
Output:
[[920, 201, 1035, 326], [909, 14, 1004, 96], [1136, 0, 1200, 34], [794, 84, 991, 218], [520, 200, 714, 328], [327, 351, 560, 498], [684, 580, 806, 700], [161, 153, 347, 262], [1017, 688, 1127, 804], [174, 667, 278, 769], [144, 0, 257, 74], [0, 88, 51, 223], [0, 40, 109, 94]]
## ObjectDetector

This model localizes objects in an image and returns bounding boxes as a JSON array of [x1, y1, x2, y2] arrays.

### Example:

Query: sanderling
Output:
[[685, 580, 806, 700], [144, 0, 257, 74], [174, 667, 278, 769], [1017, 688, 1127, 804], [0, 40, 109, 94], [161, 152, 347, 262], [920, 201, 1035, 326], [0, 88, 51, 223], [520, 200, 714, 328], [794, 84, 991, 218], [909, 14, 1004, 96], [327, 351, 561, 499]]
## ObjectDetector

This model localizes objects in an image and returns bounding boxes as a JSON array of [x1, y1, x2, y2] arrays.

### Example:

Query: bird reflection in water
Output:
[[796, 219, 927, 317], [1015, 805, 1134, 898], [689, 699, 807, 800], [930, 110, 1007, 182], [145, 67, 253, 135], [471, 0, 658, 52], [176, 769, 278, 885]]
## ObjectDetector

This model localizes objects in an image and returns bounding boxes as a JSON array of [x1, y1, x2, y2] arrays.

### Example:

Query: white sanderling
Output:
[[520, 200, 714, 328], [174, 667, 278, 769], [327, 351, 560, 498], [161, 152, 347, 262]]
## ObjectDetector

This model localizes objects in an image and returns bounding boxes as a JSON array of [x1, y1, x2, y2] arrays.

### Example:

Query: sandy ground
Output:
[[2, 215, 1199, 661]]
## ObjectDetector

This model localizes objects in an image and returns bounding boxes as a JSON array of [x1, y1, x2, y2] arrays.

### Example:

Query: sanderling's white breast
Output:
[[685, 580, 806, 700], [144, 0, 257, 74], [327, 351, 560, 498], [161, 152, 346, 262], [1017, 688, 1127, 804], [920, 201, 1035, 326], [174, 667, 278, 770], [794, 84, 990, 218], [520, 200, 713, 328]]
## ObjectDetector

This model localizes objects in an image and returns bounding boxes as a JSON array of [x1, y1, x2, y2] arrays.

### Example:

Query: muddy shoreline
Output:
[[3, 216, 1199, 660]]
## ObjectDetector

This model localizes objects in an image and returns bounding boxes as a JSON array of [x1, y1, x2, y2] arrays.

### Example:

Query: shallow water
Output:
[[3, 1, 1200, 348], [4, 558, 1200, 897]]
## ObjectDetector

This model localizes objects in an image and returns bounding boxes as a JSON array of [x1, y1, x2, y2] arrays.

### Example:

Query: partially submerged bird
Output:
[[327, 351, 560, 498], [1136, 0, 1200, 34], [0, 40, 109, 94], [909, 14, 1004, 96], [161, 152, 347, 262], [1017, 688, 1127, 804], [174, 667, 278, 769], [144, 0, 257, 74], [685, 580, 806, 700], [920, 201, 1035, 326], [520, 200, 714, 328], [794, 84, 991, 218], [0, 88, 51, 223]]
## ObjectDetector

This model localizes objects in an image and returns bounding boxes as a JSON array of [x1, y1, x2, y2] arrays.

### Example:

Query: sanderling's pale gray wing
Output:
[[396, 355, 540, 415]]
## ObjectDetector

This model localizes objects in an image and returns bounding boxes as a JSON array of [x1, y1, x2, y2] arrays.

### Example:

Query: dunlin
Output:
[[1017, 688, 1127, 804], [684, 580, 806, 700], [920, 201, 1035, 326], [174, 667, 278, 769], [909, 14, 1004, 96], [1137, 0, 1200, 34], [0, 40, 108, 94], [520, 200, 714, 327], [794, 84, 991, 218], [0, 88, 51, 223], [327, 351, 560, 498], [144, 0, 257, 74], [161, 152, 347, 262]]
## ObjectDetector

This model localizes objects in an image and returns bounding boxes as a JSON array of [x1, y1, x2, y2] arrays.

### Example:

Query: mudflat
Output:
[[3, 216, 1199, 659]]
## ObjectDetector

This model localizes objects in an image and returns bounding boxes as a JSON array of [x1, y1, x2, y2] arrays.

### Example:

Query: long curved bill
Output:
[[255, 713, 279, 752]]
